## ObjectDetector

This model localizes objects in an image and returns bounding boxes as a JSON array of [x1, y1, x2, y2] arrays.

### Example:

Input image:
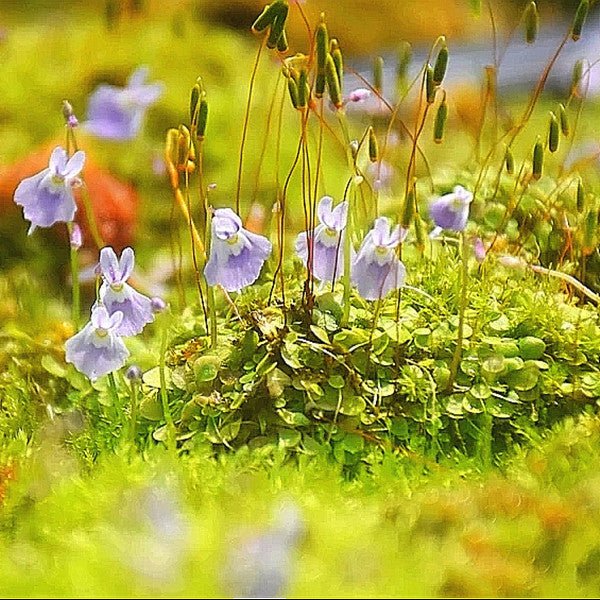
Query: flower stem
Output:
[[159, 313, 176, 450], [66, 222, 80, 327], [107, 372, 121, 416], [128, 379, 139, 446], [447, 232, 469, 392]]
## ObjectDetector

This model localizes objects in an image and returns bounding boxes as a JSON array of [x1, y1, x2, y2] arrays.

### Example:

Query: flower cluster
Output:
[[66, 246, 156, 380]]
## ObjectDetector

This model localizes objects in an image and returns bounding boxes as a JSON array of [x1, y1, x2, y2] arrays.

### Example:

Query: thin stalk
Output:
[[66, 222, 80, 327], [107, 372, 121, 419], [204, 210, 218, 347], [128, 379, 139, 445], [159, 314, 176, 450], [447, 232, 469, 392]]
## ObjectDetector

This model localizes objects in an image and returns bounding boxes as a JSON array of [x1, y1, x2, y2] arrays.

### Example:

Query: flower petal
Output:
[[317, 196, 334, 228], [119, 247, 135, 282], [63, 150, 86, 180], [48, 146, 68, 175], [100, 247, 120, 283]]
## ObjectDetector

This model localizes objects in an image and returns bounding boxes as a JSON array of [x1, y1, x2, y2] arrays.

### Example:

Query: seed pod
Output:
[[524, 2, 539, 44], [401, 185, 416, 229], [267, 13, 285, 49], [433, 97, 448, 143], [414, 213, 427, 253], [315, 71, 326, 98], [504, 145, 515, 174], [177, 125, 195, 173], [197, 95, 208, 139], [315, 15, 328, 73], [558, 103, 570, 136], [297, 68, 308, 108], [330, 39, 344, 92], [433, 44, 449, 85], [190, 83, 200, 124], [368, 126, 378, 162], [532, 138, 544, 180], [373, 56, 384, 94], [396, 41, 412, 96], [583, 208, 598, 255], [252, 3, 276, 33], [571, 0, 589, 42], [577, 178, 585, 212], [287, 76, 300, 109], [425, 64, 436, 104], [276, 30, 288, 53], [571, 59, 584, 96], [548, 111, 559, 153], [325, 53, 342, 108]]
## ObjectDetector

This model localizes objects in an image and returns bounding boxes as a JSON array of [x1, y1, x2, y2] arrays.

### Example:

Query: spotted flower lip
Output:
[[84, 66, 164, 140], [98, 246, 154, 336], [295, 196, 350, 285], [351, 216, 406, 300], [428, 185, 473, 233], [204, 208, 272, 292], [65, 305, 129, 381], [13, 146, 85, 234]]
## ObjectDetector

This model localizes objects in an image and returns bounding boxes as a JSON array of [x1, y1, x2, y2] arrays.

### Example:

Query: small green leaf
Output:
[[194, 355, 220, 383], [278, 428, 302, 448], [310, 325, 330, 344], [328, 374, 346, 389], [340, 395, 366, 416], [41, 354, 67, 378]]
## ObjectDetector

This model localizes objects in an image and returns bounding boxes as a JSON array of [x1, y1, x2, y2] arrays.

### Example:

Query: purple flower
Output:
[[351, 217, 406, 300], [346, 88, 372, 103], [295, 196, 349, 285], [13, 146, 85, 234], [99, 246, 154, 336], [65, 305, 129, 381], [70, 223, 83, 249], [85, 66, 164, 140], [204, 208, 272, 292], [429, 185, 473, 233]]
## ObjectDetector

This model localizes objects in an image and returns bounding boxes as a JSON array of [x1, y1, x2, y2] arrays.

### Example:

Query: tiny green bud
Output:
[[287, 76, 300, 109], [373, 56, 384, 94], [368, 126, 379, 162], [396, 41, 412, 96], [577, 178, 585, 212], [414, 213, 427, 253], [425, 64, 436, 104], [558, 103, 570, 136], [571, 0, 589, 42], [330, 38, 343, 92], [571, 59, 584, 96], [548, 111, 559, 153], [524, 2, 539, 44], [266, 2, 289, 49], [504, 145, 515, 174], [197, 95, 208, 139], [297, 68, 308, 108], [276, 29, 288, 53], [252, 3, 276, 33], [433, 44, 449, 86], [532, 138, 544, 180], [315, 72, 326, 98], [190, 83, 200, 125], [401, 185, 416, 229], [433, 97, 448, 144], [315, 15, 329, 73], [325, 53, 343, 108]]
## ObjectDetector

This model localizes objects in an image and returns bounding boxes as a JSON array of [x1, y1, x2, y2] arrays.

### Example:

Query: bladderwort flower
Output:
[[85, 66, 164, 140], [295, 196, 350, 286], [65, 305, 129, 381], [204, 208, 272, 292], [13, 146, 85, 234], [428, 185, 473, 237], [352, 216, 406, 300], [99, 246, 154, 336]]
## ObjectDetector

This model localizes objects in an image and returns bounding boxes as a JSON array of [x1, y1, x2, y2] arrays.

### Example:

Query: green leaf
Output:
[[328, 374, 346, 389], [140, 395, 164, 421], [505, 364, 539, 391], [310, 325, 330, 344], [41, 354, 67, 378], [142, 366, 173, 390], [278, 428, 302, 448], [277, 408, 310, 427], [340, 394, 366, 416], [341, 432, 365, 453], [518, 336, 546, 360], [194, 355, 220, 383]]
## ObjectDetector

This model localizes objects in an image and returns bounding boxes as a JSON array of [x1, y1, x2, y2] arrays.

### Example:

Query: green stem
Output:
[[128, 380, 138, 445], [447, 232, 469, 392], [203, 210, 218, 347], [107, 372, 122, 421], [159, 313, 176, 450], [67, 222, 80, 328]]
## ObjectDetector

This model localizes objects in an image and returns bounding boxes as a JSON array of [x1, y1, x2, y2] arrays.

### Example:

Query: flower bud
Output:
[[558, 103, 569, 137], [297, 68, 309, 109], [433, 43, 448, 85], [125, 365, 143, 382], [287, 76, 300, 109], [433, 96, 448, 144], [315, 15, 328, 73], [524, 2, 539, 44], [401, 185, 416, 229], [425, 64, 436, 104], [368, 126, 378, 162], [532, 138, 544, 180], [70, 223, 82, 250], [151, 297, 167, 313], [571, 59, 584, 96], [396, 41, 412, 96], [373, 56, 384, 94], [577, 178, 585, 212], [571, 0, 589, 42], [548, 111, 559, 153], [266, 2, 289, 49], [504, 145, 515, 174], [276, 29, 288, 53], [330, 38, 343, 92], [196, 95, 208, 139], [190, 83, 200, 124], [62, 100, 78, 128], [325, 53, 342, 109], [315, 72, 326, 99], [252, 3, 276, 33]]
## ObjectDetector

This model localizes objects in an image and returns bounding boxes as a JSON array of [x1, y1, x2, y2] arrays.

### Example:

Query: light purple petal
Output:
[[101, 283, 154, 336], [13, 170, 77, 234], [352, 254, 405, 300], [85, 85, 140, 140], [62, 150, 86, 180], [127, 66, 149, 88], [329, 201, 349, 231], [119, 247, 135, 282], [91, 305, 112, 329], [65, 323, 129, 381], [100, 247, 120, 284], [428, 186, 473, 232], [371, 217, 392, 246], [49, 146, 68, 175], [108, 310, 124, 330], [317, 196, 334, 227]]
